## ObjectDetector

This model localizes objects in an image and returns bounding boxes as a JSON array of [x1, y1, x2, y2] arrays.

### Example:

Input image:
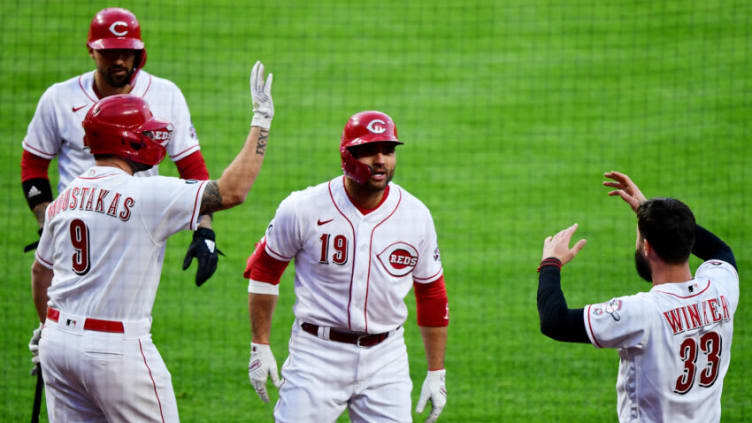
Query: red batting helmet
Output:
[[83, 94, 172, 166], [87, 8, 147, 82], [340, 111, 402, 184]]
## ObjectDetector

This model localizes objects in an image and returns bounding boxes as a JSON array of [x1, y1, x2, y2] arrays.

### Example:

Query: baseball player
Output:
[[537, 171, 738, 422], [20, 7, 220, 287], [245, 111, 449, 422], [29, 61, 274, 422]]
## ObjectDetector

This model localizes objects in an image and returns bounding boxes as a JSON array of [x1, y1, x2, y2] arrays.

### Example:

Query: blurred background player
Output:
[[536, 171, 738, 422], [29, 61, 274, 422], [20, 7, 220, 287], [244, 111, 449, 422]]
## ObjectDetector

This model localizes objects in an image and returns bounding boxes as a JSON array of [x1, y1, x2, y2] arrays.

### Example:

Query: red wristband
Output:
[[537, 257, 562, 272]]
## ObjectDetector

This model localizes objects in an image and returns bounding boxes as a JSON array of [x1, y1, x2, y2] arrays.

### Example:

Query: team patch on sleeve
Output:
[[377, 242, 419, 277]]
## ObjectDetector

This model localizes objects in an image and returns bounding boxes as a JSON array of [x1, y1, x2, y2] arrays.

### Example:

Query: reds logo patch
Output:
[[366, 119, 387, 134], [377, 242, 419, 277]]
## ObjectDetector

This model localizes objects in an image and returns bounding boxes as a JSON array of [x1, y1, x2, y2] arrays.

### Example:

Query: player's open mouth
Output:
[[372, 172, 386, 181]]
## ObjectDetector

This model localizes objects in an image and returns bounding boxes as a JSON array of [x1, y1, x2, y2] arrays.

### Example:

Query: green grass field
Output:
[[2, 0, 750, 421]]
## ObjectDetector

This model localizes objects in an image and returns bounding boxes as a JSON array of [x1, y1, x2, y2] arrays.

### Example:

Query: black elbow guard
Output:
[[22, 178, 53, 210]]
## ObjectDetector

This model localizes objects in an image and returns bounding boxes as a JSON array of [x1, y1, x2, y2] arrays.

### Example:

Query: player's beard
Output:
[[104, 66, 134, 88], [364, 165, 394, 192], [634, 249, 653, 283]]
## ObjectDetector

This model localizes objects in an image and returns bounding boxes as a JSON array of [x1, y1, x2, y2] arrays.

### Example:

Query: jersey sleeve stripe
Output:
[[585, 305, 604, 348], [265, 244, 293, 261], [22, 142, 56, 159], [413, 269, 443, 282], [189, 181, 208, 230], [35, 252, 54, 269], [169, 144, 201, 161]]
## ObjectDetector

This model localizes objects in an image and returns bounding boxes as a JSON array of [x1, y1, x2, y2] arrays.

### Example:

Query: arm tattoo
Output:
[[199, 181, 223, 215], [256, 129, 269, 155]]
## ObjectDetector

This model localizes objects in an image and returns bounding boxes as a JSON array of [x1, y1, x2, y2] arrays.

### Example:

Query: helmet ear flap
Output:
[[340, 145, 372, 185]]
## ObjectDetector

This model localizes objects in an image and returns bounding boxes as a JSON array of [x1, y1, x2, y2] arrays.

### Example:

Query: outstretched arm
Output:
[[604, 171, 736, 269], [537, 224, 590, 343], [198, 61, 273, 215], [693, 224, 736, 269]]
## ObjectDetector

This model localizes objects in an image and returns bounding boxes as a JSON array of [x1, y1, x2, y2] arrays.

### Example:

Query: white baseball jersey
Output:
[[261, 176, 443, 334], [22, 70, 200, 193], [584, 260, 739, 423], [35, 165, 207, 321]]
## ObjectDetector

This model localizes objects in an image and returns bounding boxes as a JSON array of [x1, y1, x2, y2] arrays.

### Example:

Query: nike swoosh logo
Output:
[[72, 104, 88, 112], [317, 218, 334, 226]]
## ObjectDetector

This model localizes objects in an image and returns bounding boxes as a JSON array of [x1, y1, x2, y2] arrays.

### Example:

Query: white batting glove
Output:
[[250, 61, 274, 129], [416, 369, 447, 423], [248, 342, 282, 403], [29, 323, 42, 376]]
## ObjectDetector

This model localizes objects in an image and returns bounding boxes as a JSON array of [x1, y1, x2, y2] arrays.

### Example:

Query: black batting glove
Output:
[[182, 227, 224, 287], [24, 228, 43, 253]]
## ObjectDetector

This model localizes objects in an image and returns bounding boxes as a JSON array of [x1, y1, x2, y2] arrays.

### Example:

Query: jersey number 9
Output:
[[70, 219, 91, 275]]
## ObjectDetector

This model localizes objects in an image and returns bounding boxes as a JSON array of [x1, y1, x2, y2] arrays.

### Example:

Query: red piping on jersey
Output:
[[266, 244, 293, 261], [586, 305, 603, 348], [78, 75, 98, 102], [190, 181, 208, 227], [364, 188, 402, 332], [35, 252, 53, 268], [170, 144, 201, 160], [23, 143, 56, 159], [654, 280, 711, 299], [342, 176, 391, 215], [139, 339, 166, 423], [79, 173, 118, 180], [328, 179, 357, 330], [414, 269, 443, 282], [140, 74, 153, 97]]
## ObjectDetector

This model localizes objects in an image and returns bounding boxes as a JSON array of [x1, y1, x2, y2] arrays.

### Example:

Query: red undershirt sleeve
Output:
[[21, 150, 51, 181], [244, 239, 290, 285], [175, 151, 210, 180], [413, 276, 449, 327]]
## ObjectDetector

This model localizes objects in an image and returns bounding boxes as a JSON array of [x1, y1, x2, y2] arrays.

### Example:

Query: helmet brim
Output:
[[87, 38, 144, 50]]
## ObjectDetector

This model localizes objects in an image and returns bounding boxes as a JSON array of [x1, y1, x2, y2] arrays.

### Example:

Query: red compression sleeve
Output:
[[244, 240, 289, 285], [414, 276, 449, 327], [21, 150, 51, 181], [175, 151, 210, 180]]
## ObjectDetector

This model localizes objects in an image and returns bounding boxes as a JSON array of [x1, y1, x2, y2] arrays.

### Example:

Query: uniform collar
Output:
[[330, 176, 401, 221], [80, 69, 151, 100]]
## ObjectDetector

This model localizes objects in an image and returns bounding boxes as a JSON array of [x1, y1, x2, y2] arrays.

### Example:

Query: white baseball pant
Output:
[[274, 321, 412, 423], [39, 310, 179, 422]]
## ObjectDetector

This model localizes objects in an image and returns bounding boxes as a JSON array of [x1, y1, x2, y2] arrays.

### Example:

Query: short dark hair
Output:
[[637, 198, 695, 263]]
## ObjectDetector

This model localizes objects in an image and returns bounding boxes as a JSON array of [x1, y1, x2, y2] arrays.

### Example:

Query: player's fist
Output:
[[541, 223, 587, 265], [29, 323, 42, 375], [250, 61, 274, 130], [248, 342, 282, 403], [182, 227, 224, 287], [416, 369, 447, 423]]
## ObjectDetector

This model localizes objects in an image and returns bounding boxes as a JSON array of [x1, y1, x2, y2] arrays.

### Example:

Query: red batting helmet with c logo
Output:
[[87, 8, 147, 82], [83, 94, 172, 166], [340, 111, 402, 185]]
